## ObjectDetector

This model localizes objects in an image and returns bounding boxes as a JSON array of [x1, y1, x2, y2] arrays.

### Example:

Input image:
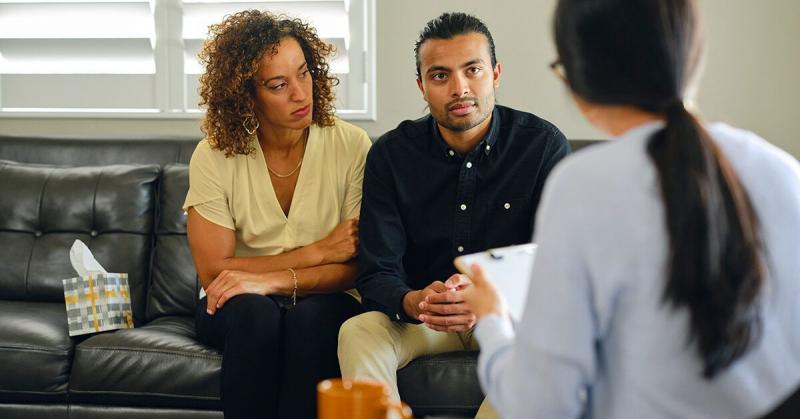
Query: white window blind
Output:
[[0, 0, 375, 120], [0, 0, 158, 112]]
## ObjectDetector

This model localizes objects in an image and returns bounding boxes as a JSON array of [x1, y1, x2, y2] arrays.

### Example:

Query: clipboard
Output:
[[453, 243, 537, 320]]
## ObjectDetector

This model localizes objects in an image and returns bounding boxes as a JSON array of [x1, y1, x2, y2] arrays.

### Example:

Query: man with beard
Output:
[[338, 12, 569, 417]]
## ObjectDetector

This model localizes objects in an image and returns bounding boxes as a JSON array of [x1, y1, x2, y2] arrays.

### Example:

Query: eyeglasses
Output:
[[549, 59, 567, 83]]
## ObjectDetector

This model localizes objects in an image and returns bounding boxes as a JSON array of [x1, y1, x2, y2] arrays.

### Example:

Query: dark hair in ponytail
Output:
[[554, 0, 764, 378]]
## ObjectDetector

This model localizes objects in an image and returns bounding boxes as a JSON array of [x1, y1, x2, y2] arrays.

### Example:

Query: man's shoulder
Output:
[[497, 105, 566, 142], [372, 115, 432, 150]]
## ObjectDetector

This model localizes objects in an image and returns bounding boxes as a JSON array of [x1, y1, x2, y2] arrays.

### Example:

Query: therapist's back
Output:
[[470, 0, 800, 418]]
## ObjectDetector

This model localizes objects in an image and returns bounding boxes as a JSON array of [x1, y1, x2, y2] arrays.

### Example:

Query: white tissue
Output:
[[69, 239, 108, 278]]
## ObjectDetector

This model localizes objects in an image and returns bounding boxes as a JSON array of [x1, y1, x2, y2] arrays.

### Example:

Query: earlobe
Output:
[[493, 63, 502, 88]]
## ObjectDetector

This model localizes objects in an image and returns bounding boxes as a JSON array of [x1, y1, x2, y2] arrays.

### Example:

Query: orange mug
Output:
[[317, 378, 413, 419]]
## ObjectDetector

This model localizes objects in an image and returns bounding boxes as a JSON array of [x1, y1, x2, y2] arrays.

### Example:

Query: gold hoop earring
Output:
[[243, 115, 260, 135]]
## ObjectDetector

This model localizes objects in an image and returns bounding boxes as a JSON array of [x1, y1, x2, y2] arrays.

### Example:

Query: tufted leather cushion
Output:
[[0, 161, 159, 325], [69, 316, 221, 409], [0, 301, 74, 402], [398, 351, 483, 417], [146, 164, 198, 321]]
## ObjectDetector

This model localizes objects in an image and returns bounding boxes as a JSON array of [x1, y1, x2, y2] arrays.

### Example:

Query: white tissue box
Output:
[[63, 272, 134, 336]]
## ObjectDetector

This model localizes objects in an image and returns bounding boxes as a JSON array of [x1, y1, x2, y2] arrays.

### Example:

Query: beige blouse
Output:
[[183, 118, 371, 265]]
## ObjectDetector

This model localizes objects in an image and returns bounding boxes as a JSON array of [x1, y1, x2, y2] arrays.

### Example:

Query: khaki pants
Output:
[[338, 311, 497, 419]]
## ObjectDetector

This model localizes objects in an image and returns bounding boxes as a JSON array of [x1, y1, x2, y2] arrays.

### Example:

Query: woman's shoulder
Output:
[[191, 137, 252, 166], [549, 133, 652, 192], [316, 118, 370, 140], [191, 138, 224, 160], [314, 118, 372, 155], [537, 126, 662, 226], [189, 138, 218, 166], [192, 137, 250, 161], [709, 123, 797, 168], [709, 123, 800, 193]]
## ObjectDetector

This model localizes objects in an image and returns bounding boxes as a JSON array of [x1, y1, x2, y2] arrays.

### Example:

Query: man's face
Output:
[[416, 32, 501, 133]]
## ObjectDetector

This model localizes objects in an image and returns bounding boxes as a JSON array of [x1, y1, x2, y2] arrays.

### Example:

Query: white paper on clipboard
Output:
[[453, 243, 537, 320]]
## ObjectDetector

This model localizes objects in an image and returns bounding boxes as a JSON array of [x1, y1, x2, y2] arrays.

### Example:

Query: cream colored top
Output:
[[183, 118, 371, 265]]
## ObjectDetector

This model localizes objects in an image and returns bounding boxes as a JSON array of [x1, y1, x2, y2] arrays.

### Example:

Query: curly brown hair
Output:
[[198, 10, 338, 157]]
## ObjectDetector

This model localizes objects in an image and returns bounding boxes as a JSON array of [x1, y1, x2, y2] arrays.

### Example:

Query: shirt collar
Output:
[[615, 120, 666, 142], [431, 107, 500, 159]]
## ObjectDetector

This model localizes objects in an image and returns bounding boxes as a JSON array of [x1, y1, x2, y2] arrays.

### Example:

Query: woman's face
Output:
[[252, 36, 314, 132]]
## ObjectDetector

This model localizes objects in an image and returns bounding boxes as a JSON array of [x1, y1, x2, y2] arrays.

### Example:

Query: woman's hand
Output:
[[460, 263, 508, 321], [205, 270, 275, 315], [311, 218, 359, 264]]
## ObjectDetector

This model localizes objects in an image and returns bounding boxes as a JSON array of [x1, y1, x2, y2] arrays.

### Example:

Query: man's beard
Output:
[[433, 95, 494, 132]]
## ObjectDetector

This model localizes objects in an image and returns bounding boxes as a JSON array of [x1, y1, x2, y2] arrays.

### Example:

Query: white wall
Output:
[[1, 0, 798, 158]]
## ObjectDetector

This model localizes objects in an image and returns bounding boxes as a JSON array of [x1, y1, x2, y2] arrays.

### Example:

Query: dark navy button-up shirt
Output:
[[357, 105, 570, 322]]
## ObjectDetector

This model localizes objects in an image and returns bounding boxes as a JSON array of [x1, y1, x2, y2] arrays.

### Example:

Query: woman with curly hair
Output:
[[182, 10, 371, 419]]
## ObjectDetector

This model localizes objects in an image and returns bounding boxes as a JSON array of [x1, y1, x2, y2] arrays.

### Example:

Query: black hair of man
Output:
[[414, 12, 497, 78]]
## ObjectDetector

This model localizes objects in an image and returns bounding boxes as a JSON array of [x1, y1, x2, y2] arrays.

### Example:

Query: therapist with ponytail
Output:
[[460, 0, 800, 418]]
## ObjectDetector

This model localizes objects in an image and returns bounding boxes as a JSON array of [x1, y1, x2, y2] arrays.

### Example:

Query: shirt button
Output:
[[466, 162, 472, 169], [395, 313, 401, 320], [459, 204, 467, 211], [504, 202, 511, 210], [486, 145, 491, 151], [448, 150, 455, 157], [90, 230, 99, 237], [457, 246, 464, 253], [34, 231, 43, 238]]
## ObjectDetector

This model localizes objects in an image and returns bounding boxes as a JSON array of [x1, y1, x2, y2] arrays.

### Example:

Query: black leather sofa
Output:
[[0, 134, 596, 419]]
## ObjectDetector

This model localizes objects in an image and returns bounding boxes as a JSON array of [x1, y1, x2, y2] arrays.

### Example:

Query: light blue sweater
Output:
[[475, 121, 800, 419]]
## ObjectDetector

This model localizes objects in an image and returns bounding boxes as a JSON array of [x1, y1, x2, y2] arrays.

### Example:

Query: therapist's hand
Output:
[[461, 263, 507, 320]]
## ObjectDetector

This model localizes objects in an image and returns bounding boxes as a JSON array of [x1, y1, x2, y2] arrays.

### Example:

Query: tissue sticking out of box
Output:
[[69, 239, 108, 278]]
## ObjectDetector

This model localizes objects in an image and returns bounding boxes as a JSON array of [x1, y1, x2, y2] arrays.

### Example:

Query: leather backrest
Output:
[[146, 164, 198, 321], [0, 160, 159, 325], [0, 136, 198, 166]]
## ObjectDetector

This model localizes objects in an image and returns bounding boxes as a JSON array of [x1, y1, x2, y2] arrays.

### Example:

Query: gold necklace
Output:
[[267, 130, 308, 179]]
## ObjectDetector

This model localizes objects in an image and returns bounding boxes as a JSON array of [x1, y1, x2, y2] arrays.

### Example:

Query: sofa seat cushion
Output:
[[397, 351, 484, 417], [0, 301, 73, 402], [69, 316, 221, 409]]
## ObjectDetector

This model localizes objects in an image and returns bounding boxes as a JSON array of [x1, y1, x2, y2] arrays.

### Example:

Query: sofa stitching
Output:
[[76, 346, 221, 361], [144, 166, 164, 322], [89, 168, 103, 250], [68, 389, 218, 400], [0, 345, 71, 354], [0, 389, 66, 395], [25, 166, 53, 298]]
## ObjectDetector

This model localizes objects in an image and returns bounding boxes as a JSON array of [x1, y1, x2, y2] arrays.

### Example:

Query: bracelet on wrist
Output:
[[287, 268, 298, 306]]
